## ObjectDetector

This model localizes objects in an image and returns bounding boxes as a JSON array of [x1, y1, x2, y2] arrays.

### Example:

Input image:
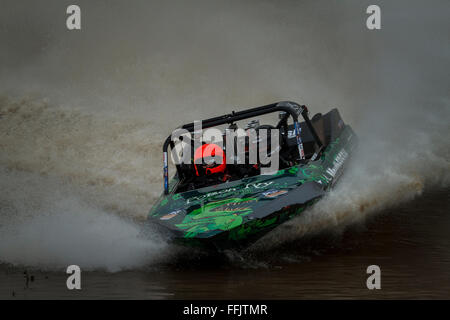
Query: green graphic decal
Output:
[[148, 125, 358, 245]]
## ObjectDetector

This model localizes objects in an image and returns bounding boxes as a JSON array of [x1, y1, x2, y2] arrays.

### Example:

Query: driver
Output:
[[193, 143, 230, 182]]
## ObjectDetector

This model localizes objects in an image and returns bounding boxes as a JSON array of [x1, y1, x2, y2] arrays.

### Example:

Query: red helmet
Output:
[[194, 144, 226, 176]]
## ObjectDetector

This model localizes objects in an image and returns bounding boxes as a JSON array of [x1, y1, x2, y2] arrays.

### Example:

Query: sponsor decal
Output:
[[262, 189, 288, 198], [245, 181, 273, 189], [160, 209, 183, 220], [186, 187, 237, 204], [287, 130, 296, 139]]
